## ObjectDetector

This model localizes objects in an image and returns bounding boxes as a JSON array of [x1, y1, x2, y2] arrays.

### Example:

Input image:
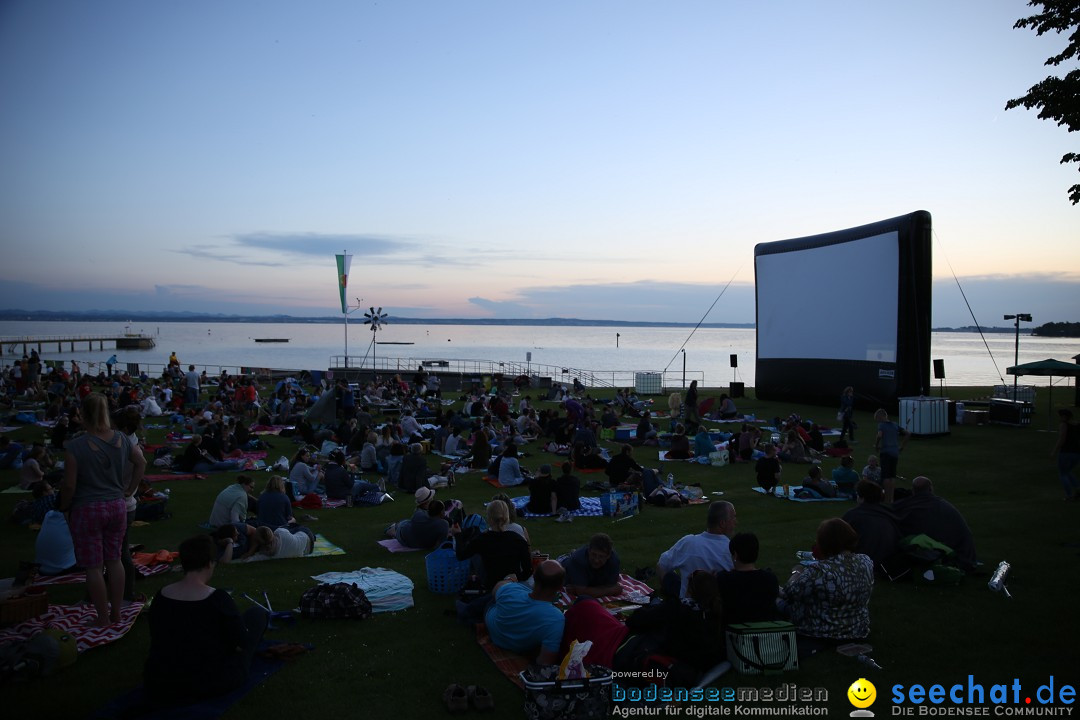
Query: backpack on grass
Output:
[[298, 582, 373, 619]]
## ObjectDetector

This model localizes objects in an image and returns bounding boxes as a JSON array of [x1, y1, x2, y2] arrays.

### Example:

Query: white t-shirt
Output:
[[272, 528, 313, 558]]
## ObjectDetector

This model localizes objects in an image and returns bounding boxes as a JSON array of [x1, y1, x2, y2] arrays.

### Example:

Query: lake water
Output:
[[1, 320, 1077, 391]]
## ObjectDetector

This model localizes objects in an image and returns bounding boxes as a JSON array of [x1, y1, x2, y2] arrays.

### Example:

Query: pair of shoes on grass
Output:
[[443, 683, 493, 712], [554, 507, 573, 523]]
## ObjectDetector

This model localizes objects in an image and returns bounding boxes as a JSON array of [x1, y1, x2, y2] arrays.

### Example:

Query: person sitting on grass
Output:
[[779, 429, 812, 464], [606, 444, 644, 487], [144, 534, 268, 707], [491, 493, 530, 544], [832, 455, 860, 498], [842, 481, 901, 573], [737, 423, 761, 461], [208, 475, 256, 529], [177, 434, 244, 474], [755, 443, 782, 493], [694, 427, 715, 458], [562, 532, 622, 598], [861, 454, 881, 486], [715, 532, 779, 625], [779, 518, 873, 648], [892, 476, 977, 572], [526, 464, 557, 516], [398, 442, 432, 494], [391, 487, 450, 549], [657, 501, 737, 598], [288, 447, 322, 497], [497, 443, 527, 487], [666, 424, 692, 459], [453, 498, 531, 591], [635, 411, 658, 446], [484, 560, 566, 664], [554, 462, 581, 519], [798, 465, 837, 498], [255, 475, 296, 530]]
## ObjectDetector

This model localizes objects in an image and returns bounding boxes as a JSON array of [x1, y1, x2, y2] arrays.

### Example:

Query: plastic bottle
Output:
[[856, 655, 882, 670], [794, 551, 815, 561]]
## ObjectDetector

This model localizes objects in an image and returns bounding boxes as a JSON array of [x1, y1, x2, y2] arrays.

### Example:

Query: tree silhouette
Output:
[[1005, 0, 1080, 204]]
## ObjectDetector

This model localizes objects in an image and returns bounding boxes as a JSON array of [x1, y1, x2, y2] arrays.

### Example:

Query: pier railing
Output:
[[0, 354, 706, 392], [328, 355, 705, 391]]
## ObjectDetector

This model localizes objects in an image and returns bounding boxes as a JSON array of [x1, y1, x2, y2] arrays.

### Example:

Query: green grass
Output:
[[3, 387, 1079, 717]]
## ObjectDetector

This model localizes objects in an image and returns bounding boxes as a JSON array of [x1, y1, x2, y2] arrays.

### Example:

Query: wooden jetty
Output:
[[0, 333, 156, 356]]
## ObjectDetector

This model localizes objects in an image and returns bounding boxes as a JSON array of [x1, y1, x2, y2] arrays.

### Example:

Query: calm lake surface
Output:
[[1, 321, 1077, 391]]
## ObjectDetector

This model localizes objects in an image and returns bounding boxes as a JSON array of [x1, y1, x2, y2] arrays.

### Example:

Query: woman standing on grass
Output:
[[59, 392, 145, 627], [1052, 408, 1080, 500]]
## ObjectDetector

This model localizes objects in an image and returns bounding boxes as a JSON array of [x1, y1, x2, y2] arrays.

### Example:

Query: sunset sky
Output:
[[1, 0, 1077, 327]]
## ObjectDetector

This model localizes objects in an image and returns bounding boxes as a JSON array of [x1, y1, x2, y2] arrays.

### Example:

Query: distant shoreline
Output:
[[0, 311, 1034, 333]]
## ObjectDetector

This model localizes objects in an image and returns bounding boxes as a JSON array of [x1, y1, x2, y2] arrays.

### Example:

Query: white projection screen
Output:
[[754, 211, 932, 408]]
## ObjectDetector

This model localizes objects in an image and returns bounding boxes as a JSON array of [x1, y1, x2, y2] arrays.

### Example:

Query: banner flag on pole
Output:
[[336, 254, 352, 314]]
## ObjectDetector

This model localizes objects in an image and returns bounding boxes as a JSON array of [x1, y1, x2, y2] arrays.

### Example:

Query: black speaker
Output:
[[730, 382, 745, 398], [729, 354, 738, 368], [933, 359, 945, 380]]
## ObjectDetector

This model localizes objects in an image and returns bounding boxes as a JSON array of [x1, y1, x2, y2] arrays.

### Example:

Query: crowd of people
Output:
[[0, 358, 1002, 707]]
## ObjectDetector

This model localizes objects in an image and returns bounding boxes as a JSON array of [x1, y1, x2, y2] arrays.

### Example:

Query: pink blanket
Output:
[[0, 601, 144, 653]]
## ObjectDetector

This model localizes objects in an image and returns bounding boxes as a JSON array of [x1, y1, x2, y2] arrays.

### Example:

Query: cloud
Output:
[[172, 246, 286, 267], [469, 281, 758, 322], [232, 232, 416, 258]]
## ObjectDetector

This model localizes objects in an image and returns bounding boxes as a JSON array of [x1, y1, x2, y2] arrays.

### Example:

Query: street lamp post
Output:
[[1003, 313, 1032, 399], [681, 349, 686, 389]]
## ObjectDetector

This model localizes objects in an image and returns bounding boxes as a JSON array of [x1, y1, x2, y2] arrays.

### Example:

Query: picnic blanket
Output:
[[477, 572, 654, 688], [89, 640, 302, 720], [250, 424, 295, 435], [377, 538, 420, 553], [556, 573, 652, 607], [476, 622, 528, 689], [310, 567, 414, 612], [291, 494, 348, 510], [25, 555, 174, 587], [1, 485, 31, 494], [511, 495, 604, 518], [0, 600, 144, 653], [751, 486, 850, 502], [235, 534, 346, 563]]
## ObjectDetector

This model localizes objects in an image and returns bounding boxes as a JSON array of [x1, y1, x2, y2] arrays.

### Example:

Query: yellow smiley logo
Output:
[[848, 678, 877, 709]]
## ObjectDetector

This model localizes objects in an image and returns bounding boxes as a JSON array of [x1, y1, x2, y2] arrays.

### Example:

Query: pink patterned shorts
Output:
[[69, 498, 127, 568]]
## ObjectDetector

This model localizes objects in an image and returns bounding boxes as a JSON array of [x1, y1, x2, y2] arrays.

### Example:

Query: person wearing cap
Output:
[[392, 487, 450, 549], [526, 464, 557, 515]]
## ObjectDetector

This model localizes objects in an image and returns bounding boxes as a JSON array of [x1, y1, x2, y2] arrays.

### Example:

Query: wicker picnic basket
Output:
[[0, 588, 48, 625]]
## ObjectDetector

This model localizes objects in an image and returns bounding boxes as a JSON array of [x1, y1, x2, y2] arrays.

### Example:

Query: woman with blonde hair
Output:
[[256, 475, 295, 529], [58, 392, 146, 627], [453, 499, 531, 590]]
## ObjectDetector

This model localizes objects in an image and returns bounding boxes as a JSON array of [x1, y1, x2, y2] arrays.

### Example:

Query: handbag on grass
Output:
[[724, 620, 799, 675], [520, 664, 612, 720]]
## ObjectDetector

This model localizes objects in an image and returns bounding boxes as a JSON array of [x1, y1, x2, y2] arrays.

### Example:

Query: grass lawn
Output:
[[2, 385, 1078, 718]]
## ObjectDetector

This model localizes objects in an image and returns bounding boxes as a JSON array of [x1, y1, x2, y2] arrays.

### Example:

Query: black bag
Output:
[[298, 582, 373, 619]]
